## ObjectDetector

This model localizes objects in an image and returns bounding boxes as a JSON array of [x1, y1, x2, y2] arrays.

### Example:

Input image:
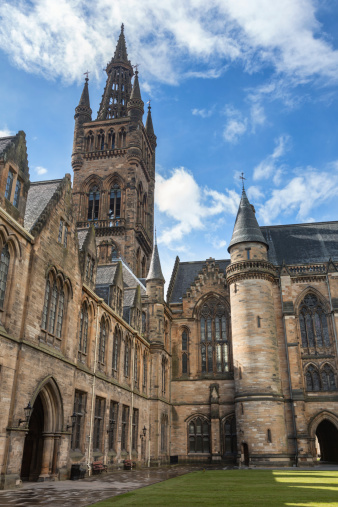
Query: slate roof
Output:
[[77, 229, 89, 250], [262, 221, 338, 266], [96, 261, 146, 294], [168, 259, 230, 303], [0, 136, 15, 155], [228, 189, 268, 252], [168, 221, 338, 303], [24, 179, 63, 232]]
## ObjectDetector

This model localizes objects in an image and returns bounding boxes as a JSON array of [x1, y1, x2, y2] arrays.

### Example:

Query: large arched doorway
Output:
[[21, 394, 44, 481], [316, 420, 338, 462], [20, 377, 63, 481]]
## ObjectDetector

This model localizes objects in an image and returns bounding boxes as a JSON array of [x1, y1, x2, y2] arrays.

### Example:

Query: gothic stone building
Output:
[[0, 26, 338, 488]]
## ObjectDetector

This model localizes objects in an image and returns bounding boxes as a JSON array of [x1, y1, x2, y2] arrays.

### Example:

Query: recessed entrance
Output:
[[316, 419, 338, 462], [20, 377, 63, 481], [21, 394, 44, 481]]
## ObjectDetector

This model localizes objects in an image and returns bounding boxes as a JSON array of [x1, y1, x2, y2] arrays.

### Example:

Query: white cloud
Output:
[[247, 185, 264, 201], [258, 167, 338, 224], [250, 103, 266, 130], [0, 127, 14, 137], [155, 167, 240, 246], [192, 108, 213, 118], [223, 106, 248, 143], [253, 134, 290, 181], [35, 166, 48, 175], [0, 1, 337, 85]]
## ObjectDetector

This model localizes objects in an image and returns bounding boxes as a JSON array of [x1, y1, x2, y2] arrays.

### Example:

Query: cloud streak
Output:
[[0, 1, 338, 86]]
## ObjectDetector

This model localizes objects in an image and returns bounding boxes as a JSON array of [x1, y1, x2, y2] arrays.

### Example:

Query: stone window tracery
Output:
[[305, 363, 336, 391], [98, 317, 108, 367], [188, 417, 210, 454], [299, 294, 330, 351], [200, 298, 230, 374], [78, 304, 89, 357], [41, 270, 69, 345], [88, 186, 100, 221]]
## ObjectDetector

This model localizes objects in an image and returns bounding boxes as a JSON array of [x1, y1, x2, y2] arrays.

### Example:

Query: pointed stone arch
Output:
[[294, 286, 330, 316], [193, 291, 230, 318], [104, 172, 125, 192], [81, 174, 103, 194]]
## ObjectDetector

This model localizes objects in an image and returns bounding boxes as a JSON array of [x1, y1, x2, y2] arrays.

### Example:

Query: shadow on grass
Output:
[[88, 469, 338, 507]]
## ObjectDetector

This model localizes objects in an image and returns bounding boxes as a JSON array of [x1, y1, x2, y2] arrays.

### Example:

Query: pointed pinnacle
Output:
[[145, 103, 155, 136], [113, 23, 129, 62], [130, 71, 142, 100], [147, 243, 165, 282], [78, 77, 90, 108]]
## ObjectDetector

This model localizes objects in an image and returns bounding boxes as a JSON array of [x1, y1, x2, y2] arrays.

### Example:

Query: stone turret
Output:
[[72, 78, 92, 171], [146, 240, 165, 343], [226, 188, 288, 466]]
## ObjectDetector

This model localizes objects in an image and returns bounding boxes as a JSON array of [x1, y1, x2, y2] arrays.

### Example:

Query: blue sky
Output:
[[1, 1, 338, 285]]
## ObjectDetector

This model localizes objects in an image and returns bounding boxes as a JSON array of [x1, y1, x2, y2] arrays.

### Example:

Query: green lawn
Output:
[[90, 469, 338, 506]]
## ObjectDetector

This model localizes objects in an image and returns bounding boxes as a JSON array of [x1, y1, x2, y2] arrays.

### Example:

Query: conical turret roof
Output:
[[113, 23, 129, 63], [228, 189, 268, 252], [147, 241, 165, 282]]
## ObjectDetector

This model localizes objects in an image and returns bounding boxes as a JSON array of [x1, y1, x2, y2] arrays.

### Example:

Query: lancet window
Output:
[[98, 317, 108, 366], [200, 298, 230, 374], [109, 185, 121, 219], [0, 244, 10, 308], [223, 415, 237, 456], [41, 270, 69, 344], [78, 304, 89, 357], [305, 363, 336, 391], [182, 329, 189, 375], [112, 326, 120, 378], [88, 186, 100, 221], [299, 294, 331, 351], [188, 417, 210, 454]]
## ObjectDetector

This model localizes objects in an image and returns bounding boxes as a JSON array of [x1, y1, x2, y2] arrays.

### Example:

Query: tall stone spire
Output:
[[113, 23, 129, 63], [97, 24, 133, 120], [76, 78, 92, 119], [228, 189, 268, 252], [147, 239, 165, 282], [145, 103, 157, 148]]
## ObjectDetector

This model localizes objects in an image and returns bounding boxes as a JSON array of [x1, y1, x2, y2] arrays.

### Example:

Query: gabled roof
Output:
[[77, 229, 90, 250], [96, 261, 146, 294], [24, 179, 63, 232], [168, 259, 230, 303]]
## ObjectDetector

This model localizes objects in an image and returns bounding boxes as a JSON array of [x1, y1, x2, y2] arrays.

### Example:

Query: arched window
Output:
[[0, 244, 10, 308], [141, 257, 146, 278], [182, 330, 189, 375], [111, 246, 118, 260], [299, 293, 330, 350], [78, 304, 89, 357], [112, 327, 119, 378], [109, 130, 115, 150], [189, 417, 210, 453], [143, 351, 147, 391], [109, 184, 121, 219], [200, 298, 230, 374], [41, 272, 68, 345], [134, 346, 139, 387], [98, 317, 107, 366], [321, 364, 336, 391], [162, 357, 166, 396], [142, 312, 146, 334], [142, 194, 147, 228], [305, 365, 321, 391], [161, 414, 168, 453], [88, 186, 100, 221], [86, 132, 94, 151], [118, 129, 126, 148], [97, 131, 105, 151], [124, 339, 130, 377], [224, 415, 237, 456]]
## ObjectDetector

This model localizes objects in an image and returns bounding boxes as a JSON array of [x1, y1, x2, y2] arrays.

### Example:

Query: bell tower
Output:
[[72, 25, 156, 277]]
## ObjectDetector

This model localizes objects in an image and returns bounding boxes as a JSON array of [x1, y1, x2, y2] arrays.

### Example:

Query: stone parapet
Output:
[[226, 260, 278, 285]]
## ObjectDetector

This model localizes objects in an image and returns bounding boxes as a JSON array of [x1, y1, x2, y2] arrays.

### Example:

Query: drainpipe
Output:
[[130, 333, 135, 461], [87, 301, 101, 475], [326, 273, 338, 357], [279, 280, 299, 467]]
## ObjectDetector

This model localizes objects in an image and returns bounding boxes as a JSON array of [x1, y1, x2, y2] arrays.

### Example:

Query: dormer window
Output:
[[5, 170, 14, 200]]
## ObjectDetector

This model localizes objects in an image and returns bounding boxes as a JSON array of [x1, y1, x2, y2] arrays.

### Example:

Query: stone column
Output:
[[39, 433, 54, 480], [210, 384, 221, 462]]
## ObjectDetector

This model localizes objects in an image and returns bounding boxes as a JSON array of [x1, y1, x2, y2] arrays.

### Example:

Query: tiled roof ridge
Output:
[[30, 175, 70, 237], [30, 179, 64, 186], [260, 220, 338, 230]]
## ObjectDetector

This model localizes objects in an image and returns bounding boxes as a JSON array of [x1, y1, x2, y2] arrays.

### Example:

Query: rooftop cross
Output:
[[147, 99, 151, 110], [83, 70, 90, 81], [240, 172, 246, 190], [132, 63, 140, 73]]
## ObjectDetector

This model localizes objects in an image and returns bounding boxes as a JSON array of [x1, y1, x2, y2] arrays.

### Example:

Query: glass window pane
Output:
[[196, 419, 202, 434], [314, 312, 323, 347], [305, 314, 315, 347], [216, 344, 222, 372], [200, 318, 205, 341], [196, 436, 202, 452], [207, 345, 213, 372], [0, 244, 10, 307], [201, 346, 206, 372], [221, 316, 227, 339], [182, 353, 187, 374], [322, 314, 330, 347], [207, 319, 212, 341], [182, 331, 187, 350], [215, 318, 220, 340], [299, 314, 307, 347], [189, 422, 195, 435]]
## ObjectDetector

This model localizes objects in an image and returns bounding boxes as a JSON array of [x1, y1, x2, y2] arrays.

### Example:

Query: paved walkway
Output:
[[0, 466, 203, 507]]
